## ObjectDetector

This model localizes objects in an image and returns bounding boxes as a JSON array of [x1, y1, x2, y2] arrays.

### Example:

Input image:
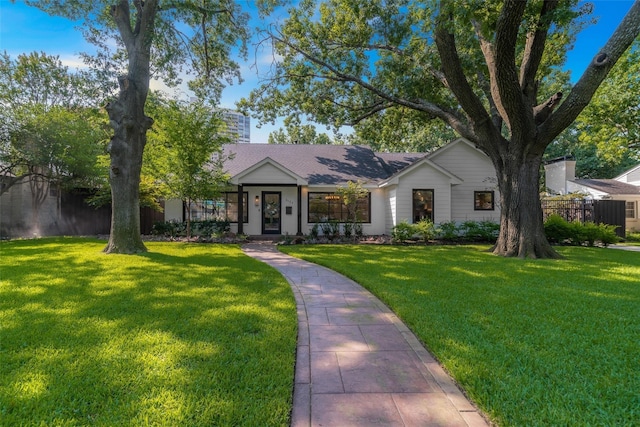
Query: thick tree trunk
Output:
[[103, 75, 152, 254], [492, 152, 560, 259]]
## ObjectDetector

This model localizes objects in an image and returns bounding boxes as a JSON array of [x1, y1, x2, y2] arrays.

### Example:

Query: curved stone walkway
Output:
[[242, 242, 489, 427]]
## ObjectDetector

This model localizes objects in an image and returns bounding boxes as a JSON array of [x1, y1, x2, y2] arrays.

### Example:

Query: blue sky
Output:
[[0, 0, 635, 143]]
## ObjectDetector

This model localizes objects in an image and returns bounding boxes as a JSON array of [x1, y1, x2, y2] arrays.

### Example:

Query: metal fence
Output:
[[541, 199, 626, 238]]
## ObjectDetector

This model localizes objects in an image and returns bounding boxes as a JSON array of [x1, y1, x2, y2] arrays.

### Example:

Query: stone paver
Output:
[[242, 242, 489, 427]]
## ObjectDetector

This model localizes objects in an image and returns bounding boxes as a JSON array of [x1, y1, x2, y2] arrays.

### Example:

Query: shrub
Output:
[[627, 231, 640, 242], [320, 220, 341, 240], [597, 223, 620, 247], [436, 221, 459, 241], [568, 220, 587, 246], [343, 222, 353, 238], [309, 223, 319, 239], [151, 219, 229, 237], [544, 215, 620, 247], [457, 220, 497, 242], [544, 214, 572, 244], [414, 219, 436, 243], [581, 222, 601, 247], [391, 221, 416, 243], [478, 220, 500, 241]]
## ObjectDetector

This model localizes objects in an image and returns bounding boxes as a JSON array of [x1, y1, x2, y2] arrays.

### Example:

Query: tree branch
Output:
[[540, 0, 640, 144], [434, 1, 494, 143], [111, 1, 135, 52], [493, 0, 531, 141], [271, 30, 475, 141], [519, 0, 560, 100]]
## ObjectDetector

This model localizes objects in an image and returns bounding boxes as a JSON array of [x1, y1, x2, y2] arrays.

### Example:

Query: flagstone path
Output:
[[242, 242, 489, 427]]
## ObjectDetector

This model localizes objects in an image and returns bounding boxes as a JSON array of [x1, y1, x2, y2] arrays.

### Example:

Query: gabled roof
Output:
[[229, 157, 307, 185], [614, 164, 640, 182], [380, 157, 463, 187], [572, 179, 640, 195], [222, 144, 402, 185], [375, 152, 427, 174], [426, 137, 486, 160]]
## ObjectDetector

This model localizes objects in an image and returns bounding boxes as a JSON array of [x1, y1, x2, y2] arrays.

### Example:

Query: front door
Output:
[[262, 192, 281, 234]]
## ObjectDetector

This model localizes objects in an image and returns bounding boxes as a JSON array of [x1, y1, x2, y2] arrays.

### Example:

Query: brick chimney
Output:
[[544, 156, 576, 195]]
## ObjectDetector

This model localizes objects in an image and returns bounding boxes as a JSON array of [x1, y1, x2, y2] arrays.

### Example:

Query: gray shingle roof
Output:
[[573, 179, 640, 195], [222, 144, 419, 185]]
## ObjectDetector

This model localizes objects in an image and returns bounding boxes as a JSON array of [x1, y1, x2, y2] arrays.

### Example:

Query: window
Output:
[[191, 192, 248, 223], [218, 192, 248, 223], [626, 201, 636, 219], [474, 191, 495, 211], [413, 189, 434, 222], [308, 192, 371, 223]]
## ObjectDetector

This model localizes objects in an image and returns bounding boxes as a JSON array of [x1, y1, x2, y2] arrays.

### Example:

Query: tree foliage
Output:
[[242, 0, 640, 258], [268, 115, 336, 144], [146, 98, 230, 237], [0, 52, 108, 196], [545, 40, 640, 179]]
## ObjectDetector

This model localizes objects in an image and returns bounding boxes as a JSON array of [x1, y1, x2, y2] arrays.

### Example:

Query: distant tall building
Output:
[[222, 110, 251, 144]]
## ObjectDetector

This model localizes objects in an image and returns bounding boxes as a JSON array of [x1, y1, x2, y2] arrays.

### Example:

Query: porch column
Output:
[[237, 184, 244, 235], [297, 185, 303, 236]]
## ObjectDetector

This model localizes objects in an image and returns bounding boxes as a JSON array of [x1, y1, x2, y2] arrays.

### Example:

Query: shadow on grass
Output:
[[1, 238, 297, 426]]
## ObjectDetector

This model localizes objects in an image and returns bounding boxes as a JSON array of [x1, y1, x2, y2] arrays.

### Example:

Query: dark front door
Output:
[[262, 192, 281, 234]]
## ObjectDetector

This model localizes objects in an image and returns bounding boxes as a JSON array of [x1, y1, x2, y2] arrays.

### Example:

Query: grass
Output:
[[280, 244, 639, 427], [0, 238, 297, 426]]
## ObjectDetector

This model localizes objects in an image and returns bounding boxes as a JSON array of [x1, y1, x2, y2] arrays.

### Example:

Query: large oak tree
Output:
[[243, 0, 640, 258], [24, 0, 249, 253]]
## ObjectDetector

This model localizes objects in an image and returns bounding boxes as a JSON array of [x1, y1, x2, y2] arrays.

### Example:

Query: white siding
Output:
[[164, 199, 184, 222], [429, 140, 501, 222], [239, 163, 298, 185], [384, 186, 397, 235], [394, 164, 453, 225], [368, 187, 387, 235]]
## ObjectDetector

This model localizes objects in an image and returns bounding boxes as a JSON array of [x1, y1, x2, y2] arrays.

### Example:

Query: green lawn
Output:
[[0, 238, 297, 426], [280, 244, 639, 427]]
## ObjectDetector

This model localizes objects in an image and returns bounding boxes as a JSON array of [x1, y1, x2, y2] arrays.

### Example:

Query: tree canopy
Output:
[[242, 0, 640, 258], [0, 51, 108, 195]]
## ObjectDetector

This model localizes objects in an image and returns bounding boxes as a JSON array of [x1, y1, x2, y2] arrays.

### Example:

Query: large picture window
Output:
[[413, 189, 434, 222], [218, 192, 248, 223], [308, 192, 370, 223], [474, 191, 495, 211], [187, 192, 248, 223]]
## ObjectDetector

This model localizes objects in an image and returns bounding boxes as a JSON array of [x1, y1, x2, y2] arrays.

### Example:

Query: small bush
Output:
[[343, 222, 353, 238], [391, 221, 416, 243], [544, 214, 572, 244], [597, 223, 620, 247], [437, 221, 459, 241], [581, 222, 601, 247], [309, 223, 319, 239], [414, 219, 436, 243]]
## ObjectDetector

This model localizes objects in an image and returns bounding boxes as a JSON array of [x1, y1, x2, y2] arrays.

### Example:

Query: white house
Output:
[[544, 158, 640, 231], [165, 138, 501, 236]]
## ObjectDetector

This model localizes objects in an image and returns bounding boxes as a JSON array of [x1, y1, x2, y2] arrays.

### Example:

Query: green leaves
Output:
[[145, 96, 230, 205]]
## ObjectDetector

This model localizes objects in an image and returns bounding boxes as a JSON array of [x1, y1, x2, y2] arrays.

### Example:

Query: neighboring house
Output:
[[165, 138, 501, 236], [544, 158, 640, 231]]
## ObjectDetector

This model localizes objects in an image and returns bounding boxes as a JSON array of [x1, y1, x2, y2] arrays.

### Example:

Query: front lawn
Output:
[[0, 238, 297, 426], [280, 244, 639, 427]]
